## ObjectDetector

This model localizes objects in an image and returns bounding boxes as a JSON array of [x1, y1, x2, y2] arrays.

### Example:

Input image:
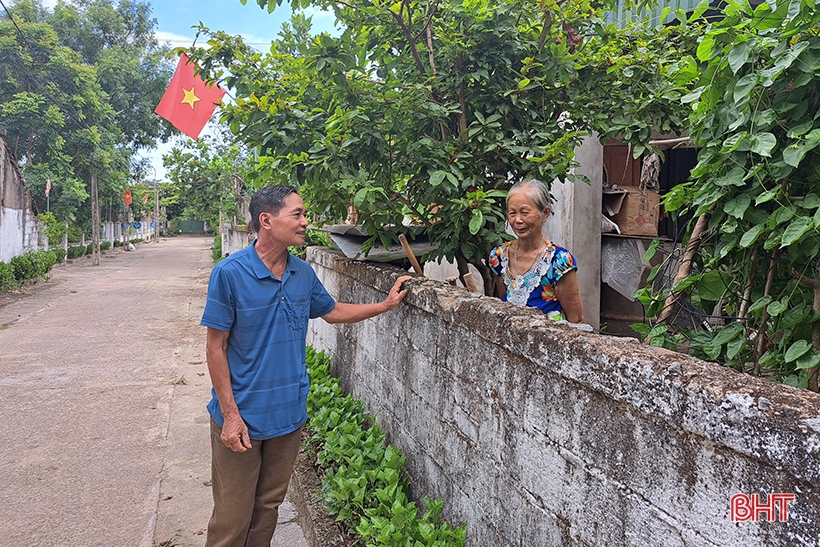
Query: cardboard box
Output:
[[603, 186, 659, 236]]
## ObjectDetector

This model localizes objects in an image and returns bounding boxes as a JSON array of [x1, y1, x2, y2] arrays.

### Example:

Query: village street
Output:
[[0, 237, 310, 547]]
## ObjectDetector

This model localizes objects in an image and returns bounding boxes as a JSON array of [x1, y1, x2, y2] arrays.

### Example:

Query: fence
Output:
[[306, 246, 820, 547]]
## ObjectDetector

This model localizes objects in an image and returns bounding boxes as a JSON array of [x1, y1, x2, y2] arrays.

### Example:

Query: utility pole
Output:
[[151, 166, 159, 241], [91, 170, 101, 266]]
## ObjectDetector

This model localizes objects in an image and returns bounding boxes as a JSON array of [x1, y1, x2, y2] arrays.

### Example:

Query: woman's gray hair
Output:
[[507, 179, 552, 212]]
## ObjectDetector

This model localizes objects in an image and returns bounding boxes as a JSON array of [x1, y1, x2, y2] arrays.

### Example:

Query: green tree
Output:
[[163, 134, 252, 231], [0, 0, 174, 232], [184, 0, 697, 295]]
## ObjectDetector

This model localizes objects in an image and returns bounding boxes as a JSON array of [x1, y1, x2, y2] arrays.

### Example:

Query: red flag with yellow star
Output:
[[155, 53, 226, 140]]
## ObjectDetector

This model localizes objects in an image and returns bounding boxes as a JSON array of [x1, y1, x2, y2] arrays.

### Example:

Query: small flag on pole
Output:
[[154, 53, 227, 140], [45, 178, 51, 197], [123, 189, 133, 206], [143, 193, 150, 204]]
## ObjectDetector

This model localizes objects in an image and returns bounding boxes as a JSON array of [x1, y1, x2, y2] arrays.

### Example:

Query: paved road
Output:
[[0, 236, 308, 547]]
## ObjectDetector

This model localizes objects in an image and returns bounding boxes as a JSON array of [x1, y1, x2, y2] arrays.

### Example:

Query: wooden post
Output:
[[397, 234, 424, 275], [462, 271, 479, 293]]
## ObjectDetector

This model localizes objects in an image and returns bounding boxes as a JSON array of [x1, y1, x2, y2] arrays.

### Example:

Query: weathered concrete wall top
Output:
[[306, 247, 820, 547], [0, 136, 26, 211]]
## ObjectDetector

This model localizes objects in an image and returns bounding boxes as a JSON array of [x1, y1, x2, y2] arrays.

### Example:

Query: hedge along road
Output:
[[0, 236, 219, 546]]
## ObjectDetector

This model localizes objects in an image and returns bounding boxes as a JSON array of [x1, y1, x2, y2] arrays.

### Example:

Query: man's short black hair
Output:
[[249, 185, 299, 232]]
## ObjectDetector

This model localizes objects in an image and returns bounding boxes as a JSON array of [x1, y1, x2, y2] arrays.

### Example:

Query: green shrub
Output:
[[131, 238, 143, 244], [67, 245, 85, 259], [4, 251, 58, 288], [0, 262, 15, 291], [37, 212, 67, 243], [10, 254, 35, 282], [100, 241, 111, 250], [306, 348, 466, 547], [213, 234, 223, 263], [66, 225, 83, 243], [33, 251, 56, 277], [85, 243, 93, 254], [52, 248, 66, 263], [114, 240, 123, 247]]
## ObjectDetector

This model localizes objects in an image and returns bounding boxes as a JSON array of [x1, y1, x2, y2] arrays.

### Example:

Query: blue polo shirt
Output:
[[201, 241, 336, 440]]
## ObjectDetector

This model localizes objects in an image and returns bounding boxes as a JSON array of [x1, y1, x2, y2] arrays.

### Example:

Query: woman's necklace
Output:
[[513, 238, 545, 277]]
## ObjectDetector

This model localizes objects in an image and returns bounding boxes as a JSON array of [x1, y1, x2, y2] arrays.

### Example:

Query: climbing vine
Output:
[[637, 0, 820, 390]]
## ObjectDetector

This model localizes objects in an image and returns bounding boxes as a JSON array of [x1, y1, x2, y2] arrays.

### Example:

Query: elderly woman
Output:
[[489, 179, 585, 323]]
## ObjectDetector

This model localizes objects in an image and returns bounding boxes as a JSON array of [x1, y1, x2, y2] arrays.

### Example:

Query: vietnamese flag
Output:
[[155, 53, 226, 140], [123, 189, 133, 206]]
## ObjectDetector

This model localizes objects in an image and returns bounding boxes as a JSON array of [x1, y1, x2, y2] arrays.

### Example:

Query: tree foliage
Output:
[[184, 0, 696, 294], [0, 0, 174, 229], [162, 134, 254, 230], [635, 0, 820, 389]]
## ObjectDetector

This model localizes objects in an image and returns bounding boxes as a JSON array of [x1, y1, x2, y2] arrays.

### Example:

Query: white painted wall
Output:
[[0, 206, 24, 263]]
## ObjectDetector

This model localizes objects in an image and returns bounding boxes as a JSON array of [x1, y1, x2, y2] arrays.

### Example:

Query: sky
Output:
[[42, 0, 337, 181], [143, 0, 337, 180]]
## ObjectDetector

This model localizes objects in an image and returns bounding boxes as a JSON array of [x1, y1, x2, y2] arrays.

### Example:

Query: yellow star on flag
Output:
[[155, 54, 227, 139], [181, 86, 201, 109]]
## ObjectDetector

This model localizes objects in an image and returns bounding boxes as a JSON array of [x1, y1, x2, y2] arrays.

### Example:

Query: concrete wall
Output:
[[546, 135, 603, 329], [0, 136, 42, 263], [306, 247, 820, 547], [221, 222, 254, 257]]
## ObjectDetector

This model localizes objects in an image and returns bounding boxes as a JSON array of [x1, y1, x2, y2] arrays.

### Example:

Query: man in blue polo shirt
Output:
[[201, 184, 411, 547]]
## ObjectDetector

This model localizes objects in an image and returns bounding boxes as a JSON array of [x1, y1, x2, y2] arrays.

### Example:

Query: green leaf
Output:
[[681, 87, 704, 104], [748, 295, 772, 314], [429, 170, 446, 186], [785, 339, 812, 363], [722, 132, 748, 153], [798, 193, 820, 209], [767, 298, 788, 317], [699, 270, 728, 301], [783, 142, 811, 167], [353, 187, 369, 208], [728, 41, 751, 74], [726, 334, 745, 359], [796, 348, 820, 370], [644, 238, 660, 262], [755, 187, 780, 205], [689, 0, 711, 21], [697, 34, 716, 62], [671, 274, 699, 293], [468, 209, 483, 235], [724, 194, 751, 218], [780, 216, 814, 246], [749, 132, 777, 157], [787, 121, 813, 138], [733, 74, 759, 103], [714, 322, 744, 346], [518, 78, 531, 90], [740, 224, 765, 247], [715, 167, 746, 187]]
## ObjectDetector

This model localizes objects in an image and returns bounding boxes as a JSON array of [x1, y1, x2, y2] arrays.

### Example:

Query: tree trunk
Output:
[[657, 211, 711, 324]]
